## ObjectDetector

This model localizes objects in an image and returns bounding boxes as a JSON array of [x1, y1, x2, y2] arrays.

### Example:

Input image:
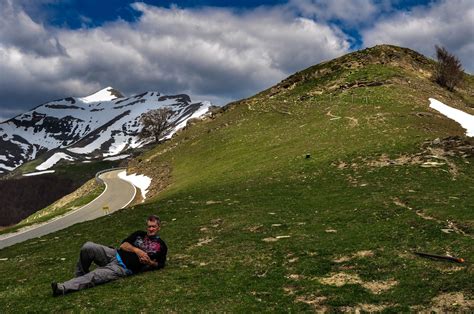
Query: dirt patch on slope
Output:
[[334, 250, 374, 263], [295, 294, 328, 312], [362, 280, 398, 294], [318, 272, 362, 286], [430, 292, 474, 311], [196, 237, 214, 246], [317, 272, 398, 294], [334, 136, 473, 179], [339, 303, 393, 312], [366, 153, 424, 167], [345, 116, 359, 127], [244, 224, 264, 233], [392, 197, 472, 238]]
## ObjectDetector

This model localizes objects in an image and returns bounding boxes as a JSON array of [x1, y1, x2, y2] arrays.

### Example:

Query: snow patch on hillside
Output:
[[118, 171, 151, 201], [36, 152, 75, 170], [23, 170, 56, 176], [429, 98, 474, 137], [103, 154, 130, 161]]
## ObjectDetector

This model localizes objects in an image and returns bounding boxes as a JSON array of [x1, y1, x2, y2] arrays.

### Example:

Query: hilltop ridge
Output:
[[242, 45, 472, 112], [274, 45, 436, 93]]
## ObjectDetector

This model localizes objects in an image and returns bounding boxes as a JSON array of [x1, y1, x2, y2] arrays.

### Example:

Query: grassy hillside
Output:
[[0, 45, 473, 312]]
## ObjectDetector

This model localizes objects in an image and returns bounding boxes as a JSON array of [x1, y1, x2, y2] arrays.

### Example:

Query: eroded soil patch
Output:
[[430, 292, 474, 311], [334, 250, 374, 263], [339, 303, 393, 312], [317, 272, 398, 295], [295, 294, 328, 312], [392, 197, 472, 238], [334, 136, 473, 179]]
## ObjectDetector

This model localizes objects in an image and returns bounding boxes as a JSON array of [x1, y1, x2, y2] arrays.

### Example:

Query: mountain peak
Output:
[[79, 87, 124, 103], [0, 90, 213, 175]]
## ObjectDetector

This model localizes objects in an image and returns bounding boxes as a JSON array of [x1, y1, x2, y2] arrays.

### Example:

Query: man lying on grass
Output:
[[51, 215, 167, 296]]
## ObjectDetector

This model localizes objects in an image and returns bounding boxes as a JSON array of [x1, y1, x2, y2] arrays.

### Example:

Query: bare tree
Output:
[[435, 45, 463, 91], [138, 108, 173, 143]]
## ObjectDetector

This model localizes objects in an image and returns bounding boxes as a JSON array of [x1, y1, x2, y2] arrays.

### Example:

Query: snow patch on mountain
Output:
[[0, 164, 16, 171], [0, 88, 213, 174], [103, 154, 130, 161], [429, 98, 474, 137], [165, 101, 212, 139], [79, 87, 120, 103], [36, 152, 75, 170]]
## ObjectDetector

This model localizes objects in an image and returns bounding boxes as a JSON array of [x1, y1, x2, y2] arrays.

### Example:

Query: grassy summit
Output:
[[1, 45, 473, 312]]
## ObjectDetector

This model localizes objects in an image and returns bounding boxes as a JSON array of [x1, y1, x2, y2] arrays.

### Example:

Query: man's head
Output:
[[146, 215, 161, 236]]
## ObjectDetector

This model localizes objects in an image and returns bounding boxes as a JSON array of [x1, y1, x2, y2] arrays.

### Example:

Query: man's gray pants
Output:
[[59, 242, 129, 293]]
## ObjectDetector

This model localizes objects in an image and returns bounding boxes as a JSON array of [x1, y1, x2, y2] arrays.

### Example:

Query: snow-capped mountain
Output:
[[0, 87, 212, 174]]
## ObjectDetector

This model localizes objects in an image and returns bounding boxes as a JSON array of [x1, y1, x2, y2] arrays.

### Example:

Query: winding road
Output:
[[0, 169, 136, 250]]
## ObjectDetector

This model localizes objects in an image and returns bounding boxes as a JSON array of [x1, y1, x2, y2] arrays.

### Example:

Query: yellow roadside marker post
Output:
[[102, 204, 110, 215]]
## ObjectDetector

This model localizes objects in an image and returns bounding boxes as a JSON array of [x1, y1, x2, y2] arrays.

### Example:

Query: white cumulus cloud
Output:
[[362, 0, 474, 73], [0, 1, 350, 119], [288, 0, 384, 25]]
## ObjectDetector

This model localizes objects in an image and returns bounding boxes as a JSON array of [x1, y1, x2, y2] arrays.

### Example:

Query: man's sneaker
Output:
[[51, 282, 65, 297]]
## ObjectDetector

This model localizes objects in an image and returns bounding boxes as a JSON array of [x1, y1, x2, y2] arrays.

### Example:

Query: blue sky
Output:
[[30, 1, 432, 26], [0, 0, 473, 121]]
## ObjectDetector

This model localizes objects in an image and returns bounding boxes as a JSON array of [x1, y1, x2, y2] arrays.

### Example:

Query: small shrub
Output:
[[434, 45, 463, 91]]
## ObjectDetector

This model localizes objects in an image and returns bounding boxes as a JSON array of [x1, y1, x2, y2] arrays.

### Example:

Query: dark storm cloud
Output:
[[0, 0, 67, 57]]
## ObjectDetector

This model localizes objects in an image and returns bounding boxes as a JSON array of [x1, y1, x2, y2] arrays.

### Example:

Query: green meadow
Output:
[[0, 45, 472, 312]]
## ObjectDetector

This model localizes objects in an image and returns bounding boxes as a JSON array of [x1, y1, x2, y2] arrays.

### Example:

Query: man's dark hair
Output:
[[147, 215, 161, 225]]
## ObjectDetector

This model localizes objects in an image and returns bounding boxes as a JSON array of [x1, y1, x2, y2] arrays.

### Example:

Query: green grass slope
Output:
[[1, 45, 473, 312]]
